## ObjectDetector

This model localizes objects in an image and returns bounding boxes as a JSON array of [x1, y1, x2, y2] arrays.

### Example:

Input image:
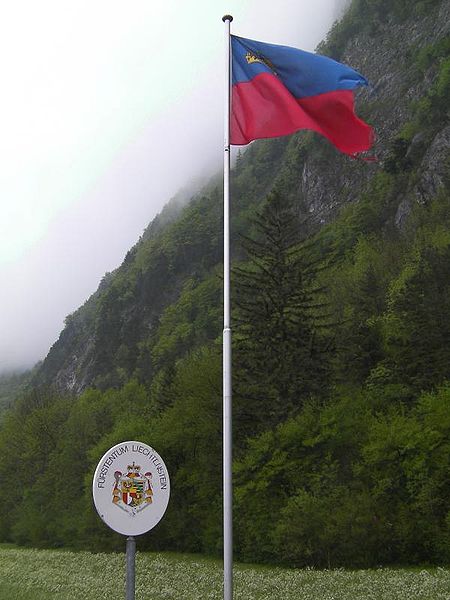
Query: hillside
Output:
[[0, 370, 34, 413], [34, 0, 449, 395], [0, 0, 449, 567]]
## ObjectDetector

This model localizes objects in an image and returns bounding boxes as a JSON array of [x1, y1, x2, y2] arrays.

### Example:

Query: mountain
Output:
[[34, 0, 449, 396], [1, 0, 449, 566]]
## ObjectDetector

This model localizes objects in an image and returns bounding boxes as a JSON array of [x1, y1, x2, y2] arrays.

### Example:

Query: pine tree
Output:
[[233, 190, 333, 434]]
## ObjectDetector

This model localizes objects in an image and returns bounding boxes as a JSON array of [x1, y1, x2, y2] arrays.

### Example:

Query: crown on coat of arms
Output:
[[127, 462, 141, 474]]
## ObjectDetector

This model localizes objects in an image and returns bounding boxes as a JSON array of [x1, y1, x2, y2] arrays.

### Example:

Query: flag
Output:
[[231, 35, 373, 156]]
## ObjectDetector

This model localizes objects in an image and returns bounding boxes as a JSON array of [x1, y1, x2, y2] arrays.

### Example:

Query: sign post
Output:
[[93, 441, 170, 599], [126, 536, 136, 600]]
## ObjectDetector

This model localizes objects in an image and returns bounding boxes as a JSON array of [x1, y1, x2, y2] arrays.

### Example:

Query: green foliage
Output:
[[0, 389, 72, 543], [413, 53, 450, 131], [233, 386, 450, 567], [149, 274, 222, 372], [0, 370, 33, 414], [416, 37, 450, 73], [380, 245, 450, 391], [139, 346, 223, 554], [329, 238, 388, 386], [383, 138, 412, 174]]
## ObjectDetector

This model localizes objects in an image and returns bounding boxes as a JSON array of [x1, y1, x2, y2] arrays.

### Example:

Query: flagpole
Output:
[[222, 13, 233, 600]]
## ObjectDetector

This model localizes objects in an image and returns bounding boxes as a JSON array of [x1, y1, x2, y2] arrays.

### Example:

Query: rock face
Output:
[[36, 287, 102, 393], [416, 126, 450, 203], [35, 0, 450, 395], [298, 0, 450, 227]]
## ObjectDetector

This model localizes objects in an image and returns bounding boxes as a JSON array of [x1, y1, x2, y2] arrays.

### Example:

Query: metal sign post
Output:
[[126, 536, 136, 600], [93, 441, 170, 599]]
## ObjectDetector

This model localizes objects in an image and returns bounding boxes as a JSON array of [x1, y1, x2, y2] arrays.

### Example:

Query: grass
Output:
[[0, 546, 449, 599], [0, 583, 59, 600]]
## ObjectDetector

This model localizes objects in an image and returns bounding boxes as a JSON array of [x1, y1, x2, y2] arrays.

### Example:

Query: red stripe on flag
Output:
[[231, 72, 373, 156]]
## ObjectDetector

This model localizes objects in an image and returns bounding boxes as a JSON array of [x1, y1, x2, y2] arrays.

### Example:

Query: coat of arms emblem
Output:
[[112, 461, 153, 514]]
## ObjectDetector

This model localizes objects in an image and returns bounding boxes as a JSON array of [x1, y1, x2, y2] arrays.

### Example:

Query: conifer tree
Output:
[[233, 190, 333, 433]]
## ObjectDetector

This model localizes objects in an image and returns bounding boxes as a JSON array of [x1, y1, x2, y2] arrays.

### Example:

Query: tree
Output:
[[382, 245, 450, 392], [233, 190, 333, 434]]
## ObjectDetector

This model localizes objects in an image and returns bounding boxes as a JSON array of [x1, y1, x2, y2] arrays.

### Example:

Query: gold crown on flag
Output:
[[245, 51, 276, 74], [245, 52, 263, 65]]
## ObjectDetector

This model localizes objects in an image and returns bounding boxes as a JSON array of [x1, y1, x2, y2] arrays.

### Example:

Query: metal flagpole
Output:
[[222, 13, 233, 600]]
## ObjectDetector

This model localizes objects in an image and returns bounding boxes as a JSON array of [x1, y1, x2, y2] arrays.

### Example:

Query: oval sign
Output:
[[92, 441, 170, 536]]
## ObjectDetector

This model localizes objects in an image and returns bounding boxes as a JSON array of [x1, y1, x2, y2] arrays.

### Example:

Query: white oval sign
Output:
[[92, 441, 170, 536]]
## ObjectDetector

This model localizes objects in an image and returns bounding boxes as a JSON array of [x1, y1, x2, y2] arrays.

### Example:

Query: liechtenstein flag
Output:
[[231, 35, 373, 156]]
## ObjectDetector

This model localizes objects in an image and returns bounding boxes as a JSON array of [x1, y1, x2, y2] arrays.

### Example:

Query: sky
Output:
[[0, 0, 346, 374]]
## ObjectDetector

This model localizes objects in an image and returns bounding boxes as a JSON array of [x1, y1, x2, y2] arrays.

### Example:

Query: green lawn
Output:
[[0, 546, 449, 599]]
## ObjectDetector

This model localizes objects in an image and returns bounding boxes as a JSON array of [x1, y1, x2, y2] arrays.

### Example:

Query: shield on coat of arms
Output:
[[112, 462, 153, 512]]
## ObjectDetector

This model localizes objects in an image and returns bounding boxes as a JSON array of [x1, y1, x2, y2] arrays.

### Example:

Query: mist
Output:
[[0, 0, 345, 374]]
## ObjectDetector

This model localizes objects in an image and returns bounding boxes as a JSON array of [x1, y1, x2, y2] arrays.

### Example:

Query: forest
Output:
[[0, 0, 449, 568]]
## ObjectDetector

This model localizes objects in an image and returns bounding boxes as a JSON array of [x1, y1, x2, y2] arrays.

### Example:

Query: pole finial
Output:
[[222, 14, 233, 22]]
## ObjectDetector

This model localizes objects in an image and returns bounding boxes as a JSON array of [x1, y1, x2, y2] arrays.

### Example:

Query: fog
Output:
[[0, 0, 346, 374]]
